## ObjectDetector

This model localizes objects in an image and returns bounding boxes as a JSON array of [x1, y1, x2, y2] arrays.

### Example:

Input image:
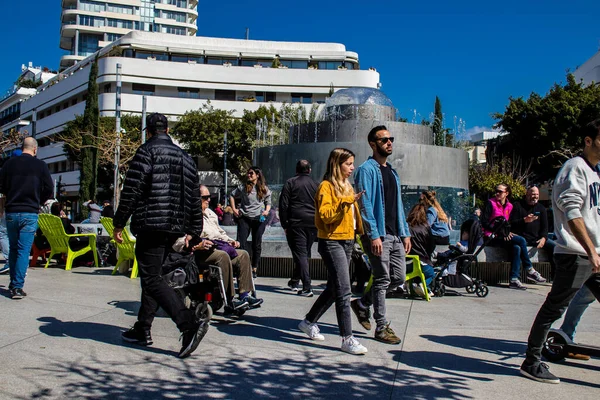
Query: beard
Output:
[[376, 145, 392, 158]]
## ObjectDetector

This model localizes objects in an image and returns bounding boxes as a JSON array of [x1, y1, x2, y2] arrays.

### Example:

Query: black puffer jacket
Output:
[[113, 134, 203, 237]]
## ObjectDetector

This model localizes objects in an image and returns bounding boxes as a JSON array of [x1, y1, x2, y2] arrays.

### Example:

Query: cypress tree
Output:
[[433, 96, 444, 146], [79, 56, 100, 216]]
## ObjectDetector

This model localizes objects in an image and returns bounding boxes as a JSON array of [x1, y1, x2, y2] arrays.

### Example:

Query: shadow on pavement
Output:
[[37, 316, 177, 357], [421, 334, 525, 360]]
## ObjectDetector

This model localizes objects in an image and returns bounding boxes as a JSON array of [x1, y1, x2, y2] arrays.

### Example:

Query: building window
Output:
[[207, 57, 237, 65], [106, 4, 134, 14], [79, 0, 105, 13], [132, 83, 155, 96], [163, 25, 185, 35], [171, 54, 204, 63], [178, 87, 199, 99], [71, 99, 77, 107], [107, 18, 133, 29], [255, 92, 276, 102], [104, 84, 111, 93], [78, 34, 101, 57], [291, 93, 312, 104], [122, 49, 134, 58], [280, 60, 308, 69], [106, 33, 122, 42], [318, 61, 343, 70], [215, 90, 235, 101], [135, 51, 168, 61]]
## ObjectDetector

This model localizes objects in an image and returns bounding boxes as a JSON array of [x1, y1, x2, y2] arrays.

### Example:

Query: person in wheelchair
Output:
[[192, 185, 263, 312]]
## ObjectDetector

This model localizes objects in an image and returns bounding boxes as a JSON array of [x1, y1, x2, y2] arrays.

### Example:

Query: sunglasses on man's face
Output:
[[201, 195, 211, 200], [496, 190, 505, 194], [374, 137, 394, 144]]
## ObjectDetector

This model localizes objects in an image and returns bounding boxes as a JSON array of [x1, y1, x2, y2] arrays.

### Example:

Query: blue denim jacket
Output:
[[354, 157, 410, 240]]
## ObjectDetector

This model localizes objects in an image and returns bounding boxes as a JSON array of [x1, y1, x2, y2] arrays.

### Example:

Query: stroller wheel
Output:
[[465, 284, 476, 294], [475, 285, 489, 297], [433, 284, 446, 297]]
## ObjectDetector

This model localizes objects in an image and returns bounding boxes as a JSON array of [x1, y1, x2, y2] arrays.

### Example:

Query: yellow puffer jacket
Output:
[[315, 180, 363, 240]]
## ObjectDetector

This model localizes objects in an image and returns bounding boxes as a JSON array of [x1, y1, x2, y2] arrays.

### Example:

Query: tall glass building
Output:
[[60, 0, 198, 69]]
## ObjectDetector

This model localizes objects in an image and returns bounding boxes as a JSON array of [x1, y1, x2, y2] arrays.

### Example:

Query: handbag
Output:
[[211, 239, 238, 259]]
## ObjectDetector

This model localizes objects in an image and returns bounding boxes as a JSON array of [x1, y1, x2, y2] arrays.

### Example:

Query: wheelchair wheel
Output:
[[195, 302, 213, 322], [542, 331, 568, 362], [475, 284, 489, 298], [466, 284, 476, 294]]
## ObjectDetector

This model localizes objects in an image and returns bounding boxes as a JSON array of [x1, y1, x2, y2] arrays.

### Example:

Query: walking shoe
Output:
[[287, 280, 301, 292], [566, 352, 591, 361], [520, 361, 560, 384], [298, 319, 325, 341], [341, 336, 368, 355], [526, 269, 547, 284], [243, 295, 264, 309], [252, 269, 257, 279], [374, 323, 401, 344], [10, 288, 27, 300], [0, 266, 9, 274], [178, 320, 209, 359], [412, 282, 426, 298], [232, 298, 249, 310], [297, 289, 314, 297], [509, 279, 527, 290], [350, 299, 372, 330], [121, 326, 153, 346]]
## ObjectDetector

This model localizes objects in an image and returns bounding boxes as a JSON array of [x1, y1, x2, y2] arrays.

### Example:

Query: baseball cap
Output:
[[145, 113, 168, 133]]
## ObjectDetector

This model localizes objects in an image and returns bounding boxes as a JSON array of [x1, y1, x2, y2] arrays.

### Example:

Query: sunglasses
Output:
[[201, 195, 211, 200], [495, 190, 506, 194], [374, 137, 394, 144]]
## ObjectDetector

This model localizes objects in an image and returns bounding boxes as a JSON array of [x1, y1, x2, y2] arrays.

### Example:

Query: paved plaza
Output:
[[0, 264, 598, 399]]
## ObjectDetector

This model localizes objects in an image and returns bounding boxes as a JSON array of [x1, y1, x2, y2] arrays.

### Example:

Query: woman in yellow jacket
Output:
[[298, 148, 368, 355]]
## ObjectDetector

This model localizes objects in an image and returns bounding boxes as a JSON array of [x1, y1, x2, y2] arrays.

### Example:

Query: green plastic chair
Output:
[[358, 236, 431, 302], [100, 217, 138, 279], [37, 214, 99, 271]]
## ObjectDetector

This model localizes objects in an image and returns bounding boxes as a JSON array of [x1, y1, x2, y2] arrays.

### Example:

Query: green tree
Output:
[[433, 96, 444, 146], [469, 160, 527, 209], [78, 56, 100, 213], [493, 73, 600, 182], [171, 103, 255, 180]]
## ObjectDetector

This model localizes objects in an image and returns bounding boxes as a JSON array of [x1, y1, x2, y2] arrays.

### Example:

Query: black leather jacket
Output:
[[113, 134, 203, 238]]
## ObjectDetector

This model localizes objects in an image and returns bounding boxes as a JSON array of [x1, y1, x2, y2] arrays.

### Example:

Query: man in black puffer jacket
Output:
[[113, 113, 205, 359]]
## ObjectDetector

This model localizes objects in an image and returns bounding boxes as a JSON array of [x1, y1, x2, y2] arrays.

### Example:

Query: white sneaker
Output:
[[341, 336, 368, 355], [412, 282, 426, 298], [526, 269, 547, 283], [298, 319, 325, 341]]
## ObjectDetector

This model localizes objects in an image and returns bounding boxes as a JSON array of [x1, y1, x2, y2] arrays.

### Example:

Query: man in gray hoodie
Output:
[[520, 119, 600, 384]]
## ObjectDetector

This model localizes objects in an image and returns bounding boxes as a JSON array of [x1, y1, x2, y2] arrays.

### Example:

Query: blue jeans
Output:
[[6, 213, 39, 289], [0, 214, 9, 260], [306, 239, 354, 337], [509, 235, 533, 280], [560, 278, 598, 340]]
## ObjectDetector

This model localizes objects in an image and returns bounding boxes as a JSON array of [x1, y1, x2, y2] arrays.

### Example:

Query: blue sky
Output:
[[1, 0, 599, 134]]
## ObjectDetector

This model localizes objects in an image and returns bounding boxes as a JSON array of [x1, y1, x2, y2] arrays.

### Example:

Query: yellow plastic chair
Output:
[[357, 236, 430, 302], [100, 217, 138, 279], [37, 214, 99, 271]]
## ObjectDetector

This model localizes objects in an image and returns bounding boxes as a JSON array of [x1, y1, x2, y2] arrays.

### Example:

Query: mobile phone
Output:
[[534, 212, 540, 216]]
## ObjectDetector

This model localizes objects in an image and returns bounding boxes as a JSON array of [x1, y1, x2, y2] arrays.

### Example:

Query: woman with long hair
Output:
[[297, 148, 368, 355], [230, 166, 272, 278], [420, 190, 450, 245], [406, 202, 436, 296]]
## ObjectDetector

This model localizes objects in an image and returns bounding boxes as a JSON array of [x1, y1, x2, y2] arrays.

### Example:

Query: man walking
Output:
[[510, 186, 554, 280], [279, 160, 318, 296], [520, 119, 600, 383], [350, 125, 411, 344], [0, 137, 53, 299], [114, 113, 206, 359]]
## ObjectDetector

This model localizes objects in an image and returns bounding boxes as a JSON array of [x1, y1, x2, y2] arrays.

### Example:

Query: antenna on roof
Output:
[[245, 28, 249, 40]]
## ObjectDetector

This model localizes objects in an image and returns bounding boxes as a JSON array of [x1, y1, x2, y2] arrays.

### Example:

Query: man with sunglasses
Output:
[[351, 125, 411, 345]]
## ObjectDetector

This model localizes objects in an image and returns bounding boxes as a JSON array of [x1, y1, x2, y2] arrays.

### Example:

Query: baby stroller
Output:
[[431, 217, 507, 298]]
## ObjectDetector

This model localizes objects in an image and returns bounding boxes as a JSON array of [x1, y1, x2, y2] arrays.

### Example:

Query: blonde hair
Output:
[[323, 148, 355, 197], [420, 190, 448, 223]]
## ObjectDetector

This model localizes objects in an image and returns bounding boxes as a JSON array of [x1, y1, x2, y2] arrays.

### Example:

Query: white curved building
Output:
[[18, 31, 380, 195], [60, 0, 198, 69]]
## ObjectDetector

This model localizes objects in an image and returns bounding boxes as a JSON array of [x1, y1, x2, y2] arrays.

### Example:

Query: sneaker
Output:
[[231, 298, 249, 310], [178, 320, 210, 359], [341, 336, 368, 355], [121, 326, 153, 346], [10, 288, 27, 300], [297, 289, 314, 297], [527, 269, 547, 284], [0, 266, 9, 274], [298, 319, 325, 341], [287, 280, 301, 292], [412, 282, 426, 298], [243, 295, 264, 309], [350, 299, 372, 330], [509, 279, 527, 290], [520, 361, 560, 384], [375, 323, 401, 345]]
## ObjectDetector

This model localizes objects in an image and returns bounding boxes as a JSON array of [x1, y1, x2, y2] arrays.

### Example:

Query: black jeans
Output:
[[525, 254, 600, 365], [306, 239, 354, 337], [237, 216, 267, 271], [287, 227, 317, 290], [135, 232, 195, 333]]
